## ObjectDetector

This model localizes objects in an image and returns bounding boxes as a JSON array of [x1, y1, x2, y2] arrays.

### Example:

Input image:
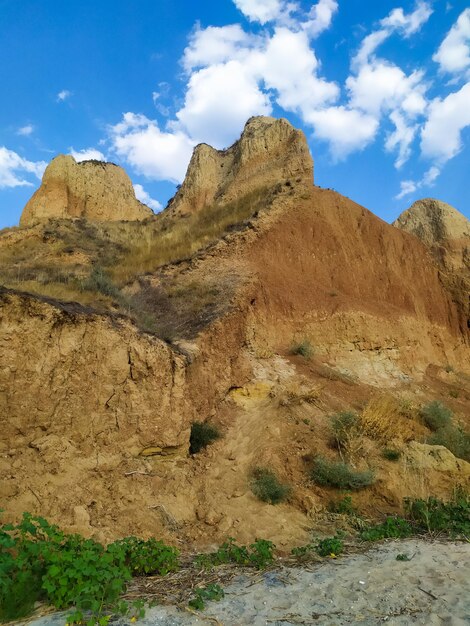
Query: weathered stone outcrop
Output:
[[394, 198, 470, 332], [167, 116, 313, 215], [20, 155, 153, 226]]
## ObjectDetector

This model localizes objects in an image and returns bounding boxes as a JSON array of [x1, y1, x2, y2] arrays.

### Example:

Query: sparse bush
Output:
[[382, 448, 401, 461], [421, 401, 453, 432], [109, 536, 179, 576], [405, 491, 470, 536], [250, 467, 292, 504], [82, 266, 121, 299], [428, 426, 470, 461], [290, 340, 313, 359], [328, 494, 356, 515], [195, 538, 275, 570], [310, 456, 375, 490], [360, 517, 413, 542], [331, 411, 359, 447], [189, 422, 221, 454]]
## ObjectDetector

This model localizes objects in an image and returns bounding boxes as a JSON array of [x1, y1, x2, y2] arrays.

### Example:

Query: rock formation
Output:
[[20, 155, 153, 225], [167, 116, 313, 215]]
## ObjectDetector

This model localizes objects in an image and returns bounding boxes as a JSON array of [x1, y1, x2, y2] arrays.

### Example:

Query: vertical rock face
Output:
[[167, 116, 313, 215], [20, 155, 154, 226]]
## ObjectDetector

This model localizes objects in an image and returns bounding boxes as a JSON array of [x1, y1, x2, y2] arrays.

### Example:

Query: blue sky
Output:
[[1, 0, 469, 228]]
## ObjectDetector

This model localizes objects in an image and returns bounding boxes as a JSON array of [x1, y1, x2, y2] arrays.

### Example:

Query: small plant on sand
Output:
[[250, 467, 292, 504], [360, 517, 413, 542], [195, 538, 275, 570], [188, 584, 224, 610], [396, 553, 411, 561], [189, 422, 221, 454], [109, 536, 179, 576], [310, 456, 375, 490], [328, 494, 356, 515], [290, 339, 313, 359], [381, 448, 401, 461], [315, 534, 344, 557], [421, 401, 453, 432]]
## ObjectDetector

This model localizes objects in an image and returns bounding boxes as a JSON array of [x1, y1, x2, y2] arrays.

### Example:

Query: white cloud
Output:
[[0, 147, 47, 189], [308, 106, 379, 159], [175, 60, 272, 147], [303, 0, 338, 38], [395, 179, 418, 199], [423, 165, 440, 185], [69, 147, 105, 162], [421, 82, 470, 163], [133, 184, 162, 212], [385, 111, 417, 168], [380, 1, 433, 37], [183, 24, 256, 71], [433, 8, 470, 75], [57, 90, 72, 102], [17, 124, 34, 137], [233, 0, 284, 24], [109, 113, 195, 183]]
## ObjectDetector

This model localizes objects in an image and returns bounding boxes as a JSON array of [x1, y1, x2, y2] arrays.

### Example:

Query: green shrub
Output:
[[109, 536, 179, 576], [360, 517, 413, 542], [250, 467, 292, 504], [381, 448, 401, 461], [195, 538, 275, 570], [421, 401, 453, 432], [310, 456, 375, 490], [328, 494, 356, 515], [405, 492, 470, 536], [290, 340, 313, 359], [189, 422, 221, 454], [330, 411, 359, 447], [396, 553, 411, 561], [428, 426, 470, 461], [315, 535, 344, 557], [82, 266, 121, 299], [188, 584, 224, 610]]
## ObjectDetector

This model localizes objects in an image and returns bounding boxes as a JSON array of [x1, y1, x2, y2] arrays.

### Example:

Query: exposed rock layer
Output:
[[167, 116, 313, 215], [20, 156, 153, 225]]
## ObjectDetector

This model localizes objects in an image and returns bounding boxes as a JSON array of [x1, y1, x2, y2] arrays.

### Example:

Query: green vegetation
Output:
[[330, 411, 359, 448], [188, 584, 224, 611], [396, 553, 411, 561], [310, 456, 375, 490], [405, 491, 470, 536], [291, 533, 344, 558], [328, 494, 356, 515], [419, 401, 470, 461], [0, 512, 179, 624], [360, 517, 413, 542], [195, 538, 275, 570], [250, 467, 292, 504], [189, 422, 221, 454], [381, 448, 401, 461], [421, 401, 453, 431], [290, 339, 313, 359]]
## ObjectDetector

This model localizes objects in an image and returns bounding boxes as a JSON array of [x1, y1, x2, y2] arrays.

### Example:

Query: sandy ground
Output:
[[25, 540, 470, 626]]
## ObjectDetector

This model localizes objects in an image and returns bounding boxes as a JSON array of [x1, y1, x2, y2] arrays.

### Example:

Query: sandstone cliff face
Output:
[[167, 116, 313, 215], [20, 155, 153, 226], [394, 198, 470, 333]]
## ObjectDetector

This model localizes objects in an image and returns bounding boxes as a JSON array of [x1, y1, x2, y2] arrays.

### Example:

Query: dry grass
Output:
[[358, 395, 416, 443], [275, 381, 322, 408]]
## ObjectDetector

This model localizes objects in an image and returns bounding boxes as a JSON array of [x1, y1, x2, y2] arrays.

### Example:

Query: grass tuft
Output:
[[250, 467, 292, 504], [189, 422, 221, 455], [310, 456, 375, 490]]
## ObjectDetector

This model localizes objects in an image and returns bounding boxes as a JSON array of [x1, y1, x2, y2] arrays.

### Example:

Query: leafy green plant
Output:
[[250, 467, 292, 504], [405, 491, 470, 536], [382, 448, 401, 461], [328, 494, 356, 515], [109, 536, 179, 576], [290, 340, 313, 359], [396, 553, 411, 561], [189, 422, 221, 454], [195, 538, 275, 570], [421, 401, 452, 432], [310, 456, 375, 490], [188, 584, 224, 610], [315, 535, 344, 557], [360, 517, 413, 542]]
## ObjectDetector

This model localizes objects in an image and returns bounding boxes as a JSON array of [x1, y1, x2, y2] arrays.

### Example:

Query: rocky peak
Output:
[[394, 198, 470, 247], [20, 155, 153, 226], [167, 116, 314, 215]]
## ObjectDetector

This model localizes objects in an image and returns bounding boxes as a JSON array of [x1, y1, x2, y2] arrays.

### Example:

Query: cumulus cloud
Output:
[[395, 179, 418, 199], [183, 24, 256, 71], [395, 165, 441, 199], [385, 111, 417, 168], [420, 82, 470, 163], [233, 0, 284, 24], [108, 112, 195, 183], [69, 147, 105, 162], [308, 106, 379, 159], [133, 183, 162, 211], [0, 147, 46, 189], [17, 124, 34, 137], [433, 8, 470, 75], [303, 0, 338, 38], [380, 1, 433, 37], [56, 90, 72, 102]]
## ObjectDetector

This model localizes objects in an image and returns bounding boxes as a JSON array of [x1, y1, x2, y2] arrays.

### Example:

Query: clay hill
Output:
[[20, 155, 153, 225], [0, 117, 469, 548]]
